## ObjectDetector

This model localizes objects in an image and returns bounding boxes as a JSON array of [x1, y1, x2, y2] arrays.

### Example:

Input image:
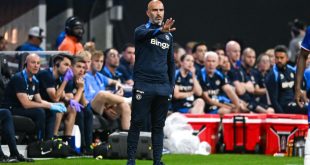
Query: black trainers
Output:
[[0, 155, 18, 163], [10, 154, 34, 162], [83, 148, 93, 156]]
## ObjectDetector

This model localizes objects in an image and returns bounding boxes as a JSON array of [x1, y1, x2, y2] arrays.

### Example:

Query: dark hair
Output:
[[103, 48, 118, 64], [0, 35, 4, 40], [72, 56, 86, 66], [65, 16, 84, 39], [274, 45, 288, 55], [192, 42, 207, 53], [180, 54, 191, 62], [122, 43, 134, 52], [53, 53, 73, 66], [173, 43, 182, 53], [290, 19, 306, 36], [211, 43, 225, 52]]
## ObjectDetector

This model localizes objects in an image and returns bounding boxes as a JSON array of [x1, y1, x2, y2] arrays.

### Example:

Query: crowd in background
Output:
[[0, 16, 308, 162]]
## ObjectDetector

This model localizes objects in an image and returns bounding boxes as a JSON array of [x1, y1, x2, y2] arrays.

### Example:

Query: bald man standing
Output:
[[126, 1, 175, 165]]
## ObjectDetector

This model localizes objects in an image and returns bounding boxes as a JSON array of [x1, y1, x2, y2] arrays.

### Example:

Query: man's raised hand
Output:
[[161, 18, 176, 33]]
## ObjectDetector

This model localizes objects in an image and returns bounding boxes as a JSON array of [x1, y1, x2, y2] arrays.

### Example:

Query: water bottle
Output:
[[70, 125, 81, 154]]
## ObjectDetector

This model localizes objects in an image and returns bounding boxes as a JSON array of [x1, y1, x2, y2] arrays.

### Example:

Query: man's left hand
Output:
[[161, 18, 176, 33]]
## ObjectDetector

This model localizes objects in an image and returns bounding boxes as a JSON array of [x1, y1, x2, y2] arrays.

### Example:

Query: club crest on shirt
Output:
[[32, 85, 35, 91], [136, 93, 142, 100], [27, 94, 34, 101], [73, 88, 77, 94], [290, 73, 294, 79], [280, 74, 284, 80], [189, 78, 193, 83], [215, 80, 220, 86], [165, 34, 170, 40]]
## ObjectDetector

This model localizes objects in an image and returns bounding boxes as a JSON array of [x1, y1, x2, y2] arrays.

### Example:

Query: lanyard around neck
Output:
[[22, 69, 30, 88]]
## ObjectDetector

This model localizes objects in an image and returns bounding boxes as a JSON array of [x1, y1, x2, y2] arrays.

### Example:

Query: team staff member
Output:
[[199, 51, 241, 115], [172, 54, 204, 114], [101, 48, 126, 91], [37, 54, 78, 141], [233, 48, 274, 113], [64, 57, 93, 155], [2, 53, 66, 140], [126, 1, 175, 165], [266, 45, 306, 114], [118, 43, 135, 86]]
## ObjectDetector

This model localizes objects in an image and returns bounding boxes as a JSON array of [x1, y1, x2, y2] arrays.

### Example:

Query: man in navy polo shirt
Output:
[[37, 53, 78, 142], [101, 48, 125, 91], [266, 45, 306, 114], [64, 56, 93, 155], [199, 51, 240, 115], [233, 48, 274, 113], [118, 43, 135, 86], [126, 1, 175, 165], [2, 53, 66, 140]]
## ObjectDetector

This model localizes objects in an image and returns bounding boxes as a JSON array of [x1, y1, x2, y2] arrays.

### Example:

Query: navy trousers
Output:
[[127, 89, 169, 163], [76, 108, 93, 151], [10, 107, 55, 140], [0, 109, 19, 156]]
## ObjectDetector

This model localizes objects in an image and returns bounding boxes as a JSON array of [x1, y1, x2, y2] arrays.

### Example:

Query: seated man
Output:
[[117, 43, 135, 86], [172, 54, 205, 114], [198, 51, 240, 116], [2, 53, 66, 140], [15, 26, 44, 51], [0, 109, 33, 162], [37, 53, 76, 142], [64, 56, 93, 154], [101, 48, 133, 96], [101, 48, 125, 89], [233, 48, 274, 114], [255, 53, 272, 108], [84, 50, 131, 130], [266, 45, 306, 114]]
